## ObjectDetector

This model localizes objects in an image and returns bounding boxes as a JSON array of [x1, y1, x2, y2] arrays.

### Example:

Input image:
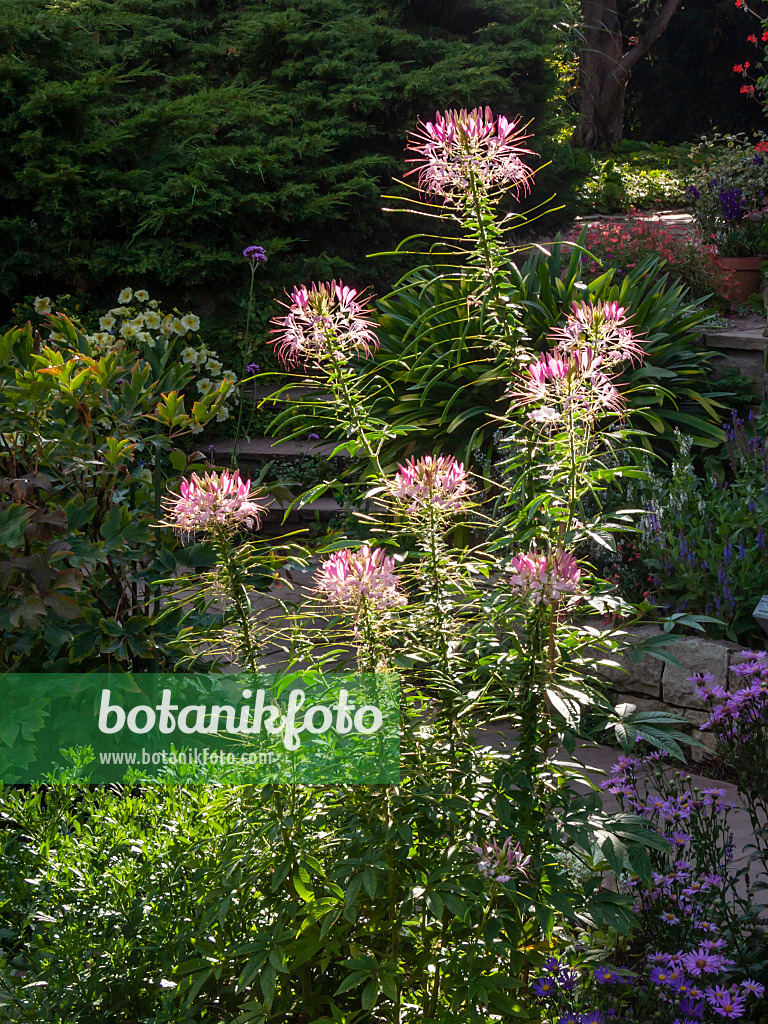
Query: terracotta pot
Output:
[[716, 255, 765, 304]]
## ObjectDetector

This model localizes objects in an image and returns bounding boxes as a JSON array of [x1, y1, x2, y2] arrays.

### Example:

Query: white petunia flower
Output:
[[196, 378, 214, 395], [221, 370, 237, 385], [180, 313, 200, 332], [34, 296, 52, 315], [144, 311, 162, 329], [99, 313, 116, 330], [118, 288, 133, 304], [205, 358, 223, 375], [129, 315, 144, 328], [134, 290, 150, 302], [110, 307, 130, 316], [148, 299, 159, 309], [181, 346, 198, 364], [215, 406, 230, 422], [121, 323, 139, 340], [190, 423, 204, 435], [170, 318, 187, 335]]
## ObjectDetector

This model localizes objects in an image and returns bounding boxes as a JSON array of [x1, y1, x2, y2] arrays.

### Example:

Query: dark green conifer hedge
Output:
[[0, 0, 565, 338]]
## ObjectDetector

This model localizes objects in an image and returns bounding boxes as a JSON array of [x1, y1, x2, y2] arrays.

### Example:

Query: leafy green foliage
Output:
[[0, 316, 223, 670]]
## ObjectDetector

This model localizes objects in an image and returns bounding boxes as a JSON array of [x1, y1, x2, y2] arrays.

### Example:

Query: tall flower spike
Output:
[[550, 300, 644, 368], [163, 470, 266, 537], [314, 546, 407, 612], [389, 454, 469, 514], [405, 107, 533, 202], [270, 280, 378, 366]]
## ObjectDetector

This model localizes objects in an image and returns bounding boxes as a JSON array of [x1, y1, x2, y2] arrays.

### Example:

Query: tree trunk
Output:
[[571, 0, 684, 150]]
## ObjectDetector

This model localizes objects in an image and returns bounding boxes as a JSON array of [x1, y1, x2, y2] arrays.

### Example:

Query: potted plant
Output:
[[688, 132, 768, 302]]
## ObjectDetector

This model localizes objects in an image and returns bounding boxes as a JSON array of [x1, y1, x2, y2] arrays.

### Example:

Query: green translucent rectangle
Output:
[[0, 671, 400, 785]]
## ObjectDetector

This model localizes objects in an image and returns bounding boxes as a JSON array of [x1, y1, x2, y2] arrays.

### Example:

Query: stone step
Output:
[[245, 385, 333, 403]]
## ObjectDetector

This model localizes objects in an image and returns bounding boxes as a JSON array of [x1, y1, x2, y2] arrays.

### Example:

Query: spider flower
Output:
[[508, 349, 625, 421], [406, 106, 533, 201], [389, 454, 469, 514], [315, 545, 406, 612], [550, 300, 644, 368], [471, 836, 530, 883], [270, 280, 378, 366], [508, 549, 581, 606], [163, 470, 266, 536]]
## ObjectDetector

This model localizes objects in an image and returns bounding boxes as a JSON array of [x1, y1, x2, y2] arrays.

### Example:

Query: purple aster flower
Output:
[[531, 976, 557, 998], [594, 965, 619, 984], [741, 978, 765, 996], [243, 245, 267, 262], [559, 969, 580, 990], [580, 1012, 607, 1024], [557, 1015, 581, 1024], [542, 956, 562, 975]]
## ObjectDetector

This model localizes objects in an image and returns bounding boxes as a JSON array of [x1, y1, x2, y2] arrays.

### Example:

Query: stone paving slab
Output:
[[209, 437, 350, 458]]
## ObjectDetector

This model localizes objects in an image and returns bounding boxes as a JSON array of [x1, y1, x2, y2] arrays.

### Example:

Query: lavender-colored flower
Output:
[[688, 185, 701, 199], [680, 949, 726, 976], [550, 300, 644, 368], [508, 549, 581, 606], [243, 245, 267, 262], [270, 280, 378, 366], [559, 969, 580, 990], [679, 997, 706, 1019], [741, 978, 765, 996], [307, 433, 320, 440], [389, 454, 469, 514], [314, 546, 406, 612], [556, 1015, 581, 1024], [580, 1012, 607, 1024], [405, 106, 533, 201], [162, 470, 266, 536], [245, 362, 260, 373], [471, 836, 531, 882], [704, 984, 747, 1018]]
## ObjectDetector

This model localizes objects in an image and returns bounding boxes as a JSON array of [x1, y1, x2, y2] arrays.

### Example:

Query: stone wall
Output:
[[594, 627, 755, 758], [702, 323, 768, 401]]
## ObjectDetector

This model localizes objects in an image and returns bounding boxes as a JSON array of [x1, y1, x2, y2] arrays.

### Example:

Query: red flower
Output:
[[749, 34, 758, 44], [742, 84, 756, 94], [734, 61, 750, 72], [756, 140, 768, 151], [735, 0, 745, 8], [763, 30, 768, 41]]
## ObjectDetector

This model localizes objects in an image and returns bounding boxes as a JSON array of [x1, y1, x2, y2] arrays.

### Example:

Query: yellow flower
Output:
[[34, 296, 51, 315], [181, 347, 198, 364], [134, 290, 150, 302], [180, 313, 200, 332], [144, 311, 162, 329], [99, 313, 116, 330], [118, 287, 133, 304], [196, 377, 214, 395]]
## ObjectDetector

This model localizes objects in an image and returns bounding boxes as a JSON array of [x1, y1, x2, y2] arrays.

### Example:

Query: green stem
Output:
[[213, 524, 259, 672], [231, 262, 257, 470]]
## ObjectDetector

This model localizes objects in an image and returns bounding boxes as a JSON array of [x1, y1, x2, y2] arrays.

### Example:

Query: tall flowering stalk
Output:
[[386, 453, 473, 752], [231, 245, 267, 469], [314, 544, 406, 674], [162, 469, 268, 670], [269, 280, 392, 474]]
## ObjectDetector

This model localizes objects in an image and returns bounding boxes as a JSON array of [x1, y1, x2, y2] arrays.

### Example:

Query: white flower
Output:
[[121, 323, 139, 340], [138, 332, 155, 347], [47, 332, 64, 342], [118, 288, 133, 304], [134, 290, 150, 302], [129, 315, 144, 328], [181, 346, 198, 364], [205, 358, 223, 375], [110, 307, 130, 316], [221, 370, 237, 386], [144, 311, 162, 329], [148, 299, 159, 309], [215, 406, 230, 422], [99, 313, 116, 330], [180, 313, 200, 332], [170, 318, 187, 335], [34, 296, 51, 315], [197, 378, 214, 395], [193, 351, 206, 368]]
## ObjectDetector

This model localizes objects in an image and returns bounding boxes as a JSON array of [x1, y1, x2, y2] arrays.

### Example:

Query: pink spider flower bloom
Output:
[[164, 470, 266, 536], [389, 454, 470, 514], [508, 549, 581, 606], [314, 545, 407, 612], [508, 348, 626, 420], [405, 106, 533, 201], [270, 280, 379, 366], [550, 300, 644, 368], [471, 836, 531, 882]]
